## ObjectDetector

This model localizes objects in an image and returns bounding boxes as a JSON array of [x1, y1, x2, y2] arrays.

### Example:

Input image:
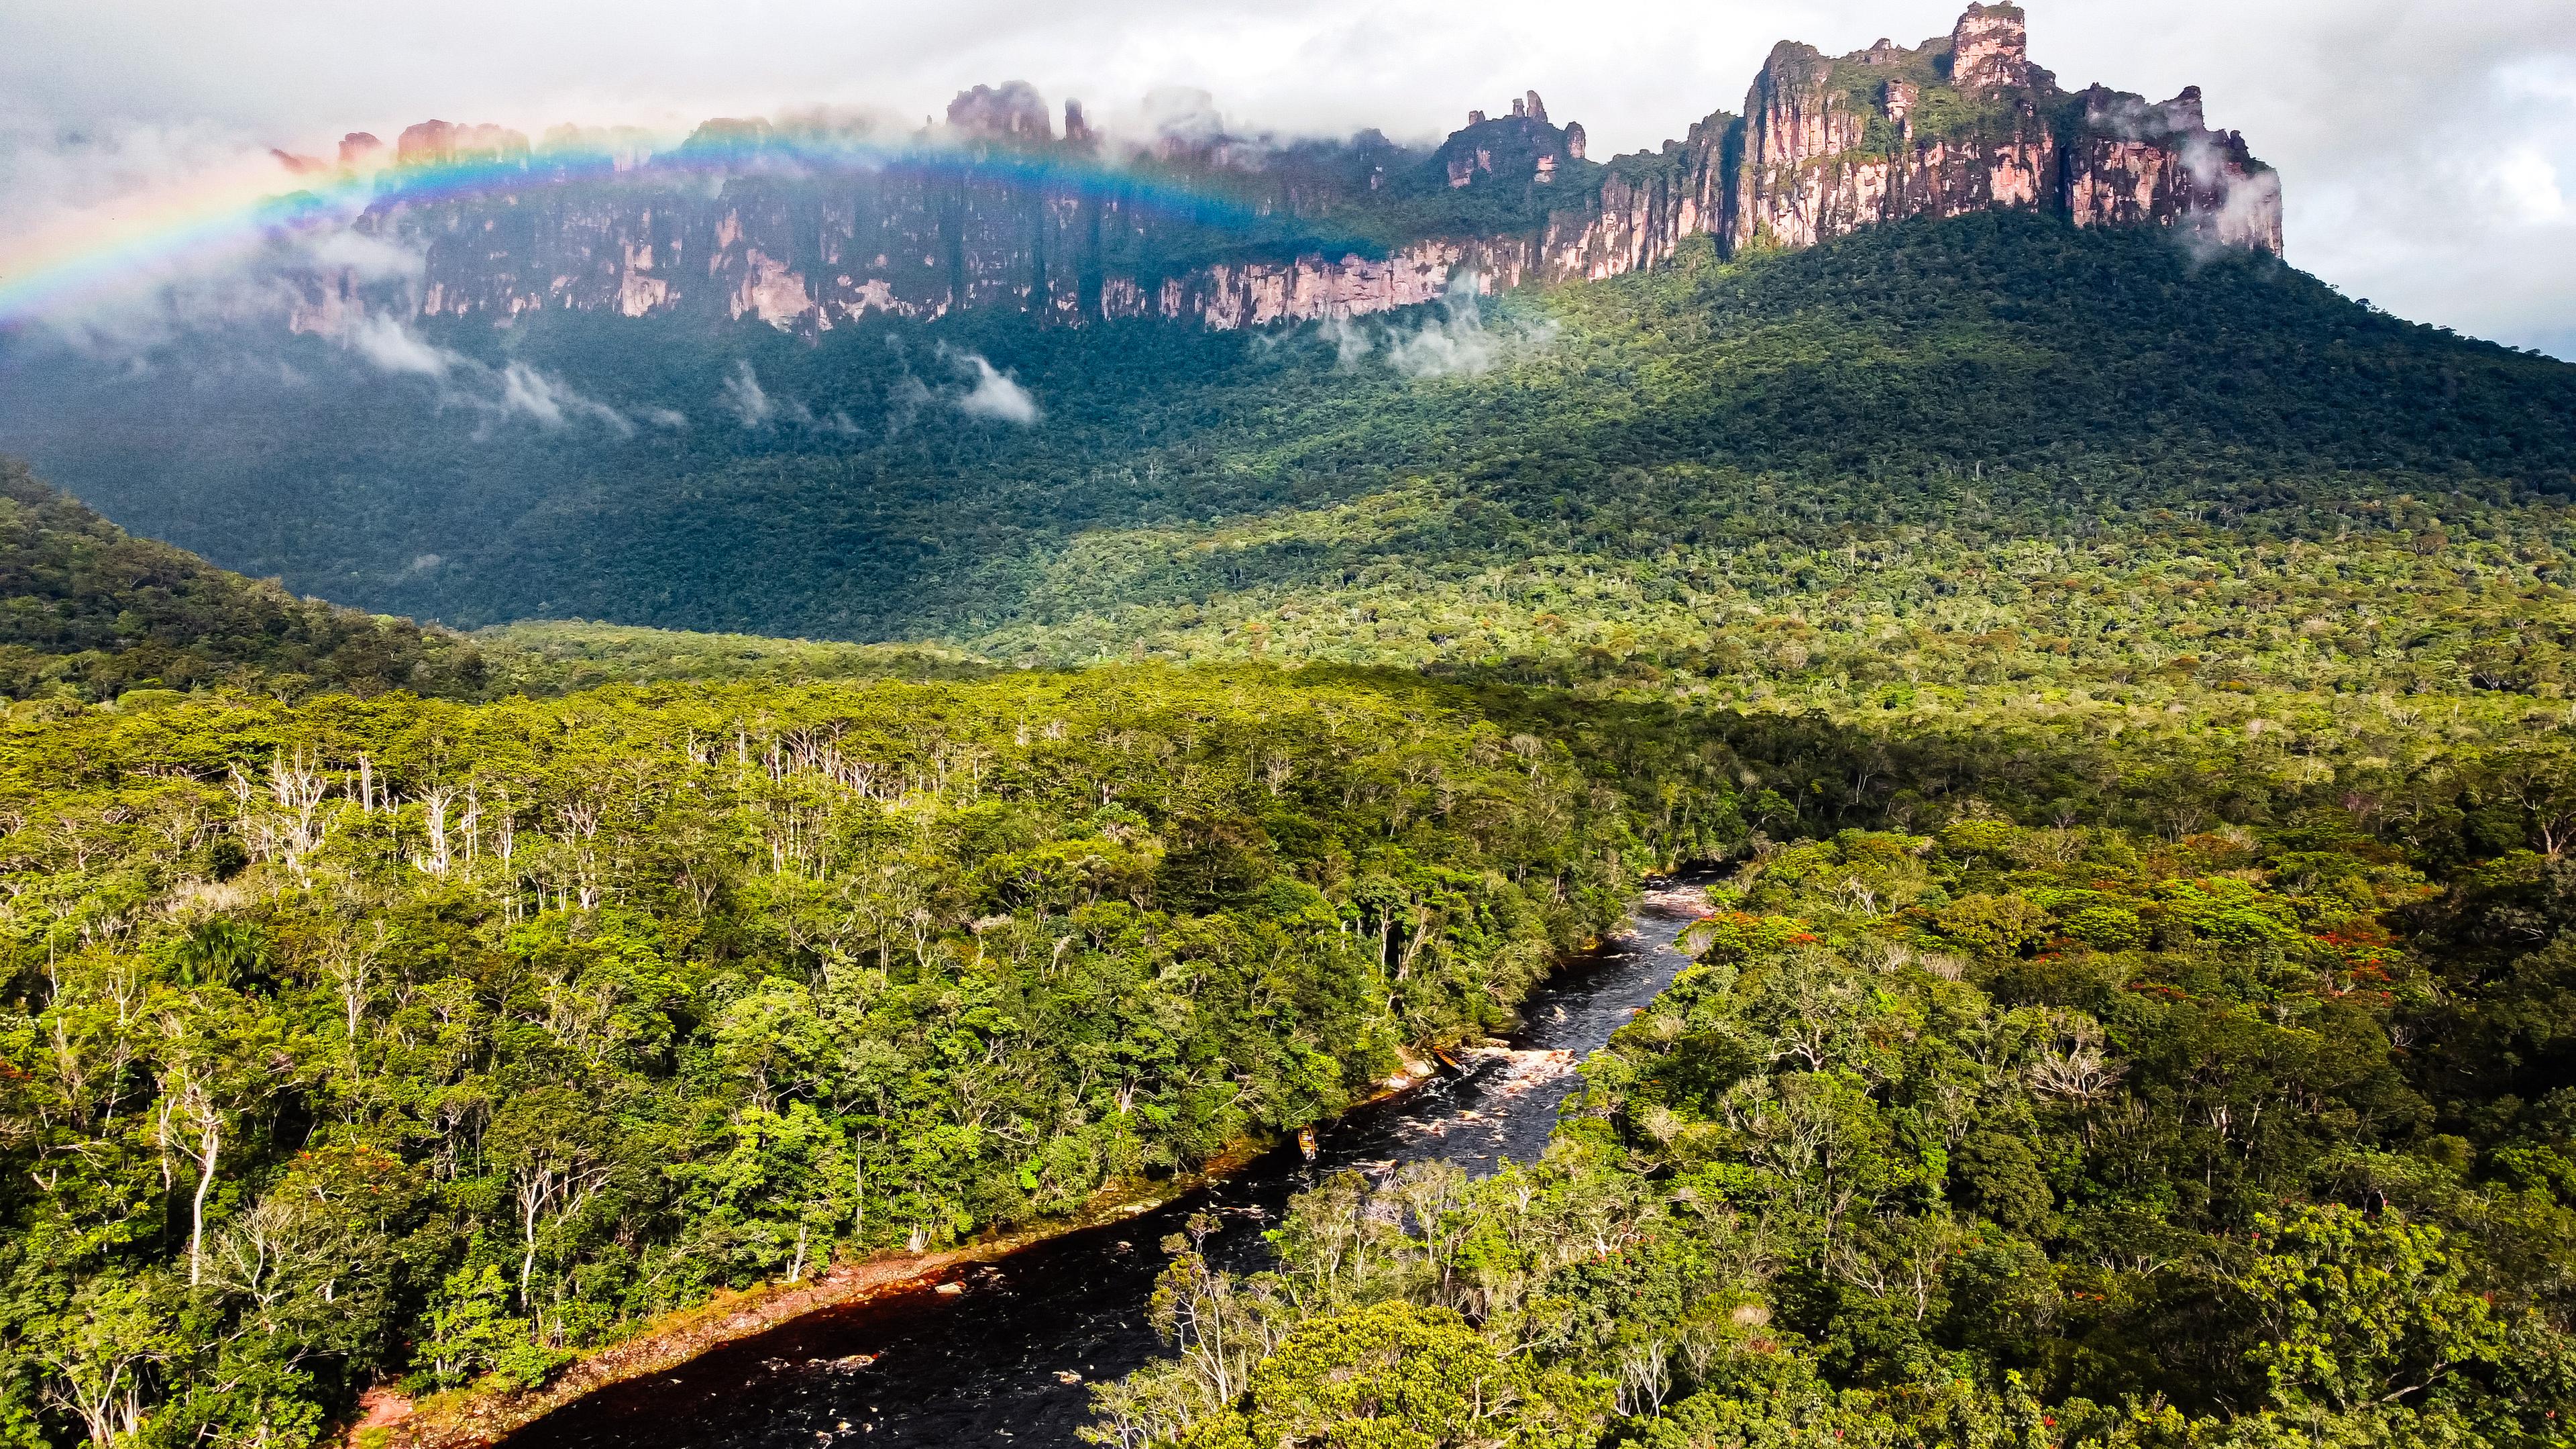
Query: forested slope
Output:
[[472, 620, 998, 695], [0, 461, 486, 704], [5, 216, 2569, 654]]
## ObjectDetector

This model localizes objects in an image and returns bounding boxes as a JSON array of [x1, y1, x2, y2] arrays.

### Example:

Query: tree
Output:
[[482, 1088, 615, 1314], [2239, 1206, 2510, 1417], [1201, 1301, 1606, 1449], [152, 1000, 274, 1290], [24, 1279, 174, 1449]]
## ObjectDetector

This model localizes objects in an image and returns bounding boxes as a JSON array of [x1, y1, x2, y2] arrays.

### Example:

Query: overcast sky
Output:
[[3, 0, 2571, 357]]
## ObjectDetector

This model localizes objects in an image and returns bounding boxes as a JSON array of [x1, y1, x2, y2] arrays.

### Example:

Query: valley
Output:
[[2, 3, 2575, 1446]]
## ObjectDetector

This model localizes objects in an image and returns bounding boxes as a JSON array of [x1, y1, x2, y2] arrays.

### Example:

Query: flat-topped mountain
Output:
[[292, 3, 2278, 335]]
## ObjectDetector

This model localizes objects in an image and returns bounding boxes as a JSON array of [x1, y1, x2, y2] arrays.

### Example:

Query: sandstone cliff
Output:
[[302, 3, 2281, 336], [1726, 5, 2281, 256]]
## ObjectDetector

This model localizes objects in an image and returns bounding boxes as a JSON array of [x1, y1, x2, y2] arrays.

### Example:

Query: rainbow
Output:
[[0, 131, 1377, 329]]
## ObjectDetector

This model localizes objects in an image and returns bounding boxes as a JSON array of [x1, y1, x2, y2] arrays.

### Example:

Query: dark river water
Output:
[[504, 879, 1710, 1449]]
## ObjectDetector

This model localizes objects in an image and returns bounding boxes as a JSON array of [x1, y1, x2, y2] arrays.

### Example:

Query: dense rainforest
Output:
[[1, 209, 2575, 1447], [1097, 803, 2576, 1448], [0, 663, 1746, 1445]]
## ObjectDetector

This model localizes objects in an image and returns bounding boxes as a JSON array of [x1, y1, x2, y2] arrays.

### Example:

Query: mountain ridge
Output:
[[286, 3, 2280, 337]]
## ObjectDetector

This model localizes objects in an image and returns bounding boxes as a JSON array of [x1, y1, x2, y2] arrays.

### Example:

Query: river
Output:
[[502, 879, 1711, 1448]]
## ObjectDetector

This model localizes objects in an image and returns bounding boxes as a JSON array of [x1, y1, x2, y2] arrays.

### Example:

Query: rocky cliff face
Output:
[[303, 3, 2280, 336], [2063, 86, 2283, 252], [1725, 4, 2278, 256], [396, 119, 531, 168]]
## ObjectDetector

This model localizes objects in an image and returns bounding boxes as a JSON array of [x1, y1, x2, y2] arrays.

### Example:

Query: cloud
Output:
[[0, 113, 384, 347], [720, 358, 778, 425], [331, 314, 636, 433], [1319, 271, 1554, 378], [1316, 316, 1375, 369], [888, 371, 932, 435], [344, 312, 457, 377], [2170, 132, 2285, 262], [1381, 278, 1505, 378], [2491, 147, 2568, 225], [947, 350, 1041, 423], [499, 360, 635, 434], [718, 358, 868, 431], [717, 359, 881, 431], [301, 229, 427, 286], [2208, 168, 2285, 256]]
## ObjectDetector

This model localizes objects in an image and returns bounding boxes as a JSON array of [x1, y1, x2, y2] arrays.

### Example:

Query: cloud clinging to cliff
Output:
[[336, 314, 637, 433], [1316, 272, 1558, 379], [344, 314, 453, 378], [720, 360, 779, 427], [947, 352, 1041, 425], [1, 0, 2570, 357]]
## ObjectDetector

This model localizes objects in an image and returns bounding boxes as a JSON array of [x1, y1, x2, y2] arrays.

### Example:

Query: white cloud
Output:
[[302, 229, 429, 287], [720, 358, 778, 426], [719, 358, 886, 430], [0, 112, 378, 346], [500, 360, 635, 434], [1323, 272, 1554, 378], [1381, 278, 1504, 378], [947, 351, 1040, 424], [333, 315, 635, 432], [344, 313, 458, 378], [1316, 317, 1375, 370], [888, 372, 932, 435], [2492, 148, 2568, 225]]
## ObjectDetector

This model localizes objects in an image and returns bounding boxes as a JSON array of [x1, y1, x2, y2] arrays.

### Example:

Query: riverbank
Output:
[[352, 1065, 1431, 1449], [483, 883, 1711, 1447], [364, 883, 1711, 1448]]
